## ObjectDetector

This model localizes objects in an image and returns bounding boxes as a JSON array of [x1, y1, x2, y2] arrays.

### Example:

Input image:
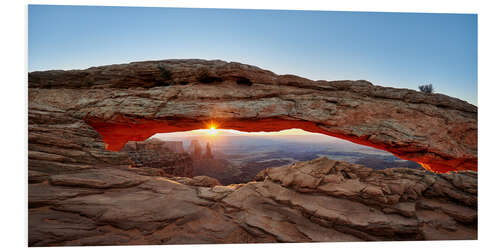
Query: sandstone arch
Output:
[[28, 59, 477, 173]]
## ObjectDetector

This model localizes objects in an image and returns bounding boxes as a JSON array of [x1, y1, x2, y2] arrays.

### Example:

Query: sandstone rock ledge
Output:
[[29, 157, 476, 246], [29, 59, 477, 172]]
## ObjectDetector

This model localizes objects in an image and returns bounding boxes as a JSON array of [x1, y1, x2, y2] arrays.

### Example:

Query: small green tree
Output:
[[418, 84, 434, 94]]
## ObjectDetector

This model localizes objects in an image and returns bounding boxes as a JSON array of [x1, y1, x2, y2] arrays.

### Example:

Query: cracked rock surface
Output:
[[29, 59, 477, 172], [29, 158, 476, 246]]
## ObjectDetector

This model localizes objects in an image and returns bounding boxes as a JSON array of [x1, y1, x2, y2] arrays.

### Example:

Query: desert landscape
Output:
[[149, 129, 423, 185], [28, 59, 477, 246]]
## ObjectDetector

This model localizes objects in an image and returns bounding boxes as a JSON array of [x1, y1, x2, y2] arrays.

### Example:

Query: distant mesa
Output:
[[123, 138, 184, 153], [188, 140, 203, 160], [188, 140, 214, 160], [122, 139, 193, 177], [162, 141, 185, 153], [204, 142, 214, 159]]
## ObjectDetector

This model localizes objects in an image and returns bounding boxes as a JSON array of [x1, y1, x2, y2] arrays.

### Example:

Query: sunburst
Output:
[[205, 122, 219, 136]]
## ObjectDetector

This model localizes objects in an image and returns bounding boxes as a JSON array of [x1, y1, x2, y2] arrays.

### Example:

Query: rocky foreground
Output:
[[29, 157, 477, 246]]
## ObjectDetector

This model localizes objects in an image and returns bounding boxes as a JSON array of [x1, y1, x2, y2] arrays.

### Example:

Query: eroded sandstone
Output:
[[28, 158, 477, 246], [27, 59, 478, 246], [28, 59, 477, 172], [122, 138, 193, 177]]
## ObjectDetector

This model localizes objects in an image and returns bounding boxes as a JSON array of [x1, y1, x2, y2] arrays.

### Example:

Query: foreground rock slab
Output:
[[28, 158, 476, 246]]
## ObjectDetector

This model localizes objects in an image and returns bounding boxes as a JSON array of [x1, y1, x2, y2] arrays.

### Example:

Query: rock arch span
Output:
[[29, 59, 477, 173]]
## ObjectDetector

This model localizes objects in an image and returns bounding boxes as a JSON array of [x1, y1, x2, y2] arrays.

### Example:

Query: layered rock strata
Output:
[[28, 158, 477, 246], [121, 139, 193, 177], [28, 59, 477, 172], [27, 59, 478, 246]]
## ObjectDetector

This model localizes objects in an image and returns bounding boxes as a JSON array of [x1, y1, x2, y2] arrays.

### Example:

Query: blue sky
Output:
[[28, 5, 477, 105]]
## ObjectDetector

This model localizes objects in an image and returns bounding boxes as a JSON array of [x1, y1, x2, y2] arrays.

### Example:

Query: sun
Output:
[[206, 123, 219, 136]]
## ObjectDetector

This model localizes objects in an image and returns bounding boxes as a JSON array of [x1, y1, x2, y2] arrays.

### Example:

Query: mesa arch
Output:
[[29, 59, 477, 173]]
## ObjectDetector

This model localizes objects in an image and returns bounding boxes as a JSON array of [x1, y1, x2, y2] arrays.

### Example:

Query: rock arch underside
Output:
[[28, 59, 477, 245]]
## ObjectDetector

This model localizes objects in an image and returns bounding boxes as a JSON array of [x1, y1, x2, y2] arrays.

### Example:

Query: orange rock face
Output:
[[87, 116, 476, 173], [29, 59, 477, 173]]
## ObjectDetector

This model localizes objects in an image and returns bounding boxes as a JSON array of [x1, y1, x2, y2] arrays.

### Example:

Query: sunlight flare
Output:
[[206, 122, 219, 136]]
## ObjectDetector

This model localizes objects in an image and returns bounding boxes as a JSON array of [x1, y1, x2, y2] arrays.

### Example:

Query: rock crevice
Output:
[[28, 158, 477, 246]]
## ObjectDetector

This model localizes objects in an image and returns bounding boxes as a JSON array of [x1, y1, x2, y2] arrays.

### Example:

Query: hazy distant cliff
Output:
[[122, 138, 193, 177], [187, 140, 202, 160]]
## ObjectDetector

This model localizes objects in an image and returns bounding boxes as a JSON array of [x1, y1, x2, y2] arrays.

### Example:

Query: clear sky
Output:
[[28, 5, 477, 105]]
